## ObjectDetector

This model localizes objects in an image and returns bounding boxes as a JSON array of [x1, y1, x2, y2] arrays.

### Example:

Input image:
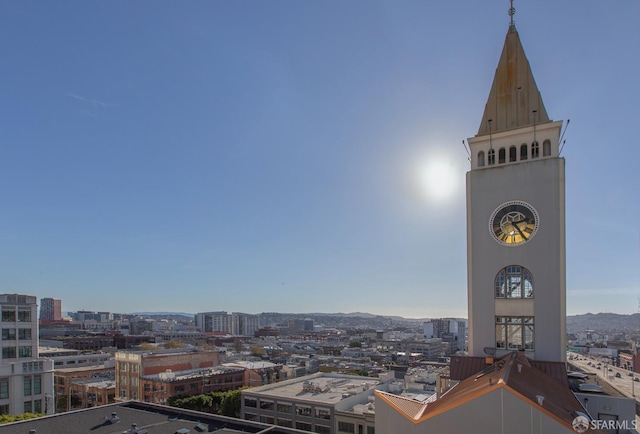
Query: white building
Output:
[[241, 372, 390, 434], [195, 311, 259, 336], [0, 294, 55, 415]]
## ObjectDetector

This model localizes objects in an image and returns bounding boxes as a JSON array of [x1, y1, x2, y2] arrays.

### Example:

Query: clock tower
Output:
[[466, 19, 566, 362]]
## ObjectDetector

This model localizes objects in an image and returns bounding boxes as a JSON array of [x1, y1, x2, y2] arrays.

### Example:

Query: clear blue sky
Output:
[[1, 1, 638, 318]]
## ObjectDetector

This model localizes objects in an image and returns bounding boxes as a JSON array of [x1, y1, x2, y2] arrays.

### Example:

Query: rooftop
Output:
[[244, 373, 382, 405], [0, 401, 308, 434]]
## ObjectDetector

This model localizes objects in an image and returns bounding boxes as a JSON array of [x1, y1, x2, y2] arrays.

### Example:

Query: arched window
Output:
[[520, 144, 528, 160], [543, 139, 551, 156], [488, 149, 495, 165], [531, 141, 539, 159], [498, 148, 506, 164], [477, 151, 485, 167], [495, 265, 533, 298], [509, 146, 517, 162]]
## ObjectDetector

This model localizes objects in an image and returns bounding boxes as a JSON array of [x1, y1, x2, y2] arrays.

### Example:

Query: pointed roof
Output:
[[376, 352, 605, 432], [477, 25, 550, 136]]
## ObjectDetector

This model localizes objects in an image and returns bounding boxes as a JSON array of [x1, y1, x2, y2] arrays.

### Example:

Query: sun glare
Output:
[[419, 158, 458, 201]]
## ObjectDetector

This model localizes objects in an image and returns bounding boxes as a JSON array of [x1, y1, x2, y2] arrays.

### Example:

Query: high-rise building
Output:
[[39, 297, 62, 321], [465, 16, 566, 363], [195, 311, 259, 336], [0, 294, 55, 415]]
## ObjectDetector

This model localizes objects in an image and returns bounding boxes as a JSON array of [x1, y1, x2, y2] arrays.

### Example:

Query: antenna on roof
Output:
[[558, 119, 571, 155], [462, 140, 471, 162], [509, 0, 516, 27]]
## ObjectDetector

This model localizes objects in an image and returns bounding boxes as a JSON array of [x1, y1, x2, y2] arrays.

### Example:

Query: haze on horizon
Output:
[[1, 1, 638, 318]]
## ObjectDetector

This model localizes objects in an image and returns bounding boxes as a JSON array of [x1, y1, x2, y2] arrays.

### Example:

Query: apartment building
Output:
[[0, 294, 54, 415], [196, 311, 260, 336]]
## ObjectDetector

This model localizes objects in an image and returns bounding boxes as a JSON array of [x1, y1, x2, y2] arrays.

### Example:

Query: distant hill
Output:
[[566, 313, 640, 333]]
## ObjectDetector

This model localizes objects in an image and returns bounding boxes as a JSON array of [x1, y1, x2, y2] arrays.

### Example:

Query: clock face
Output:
[[489, 200, 539, 246]]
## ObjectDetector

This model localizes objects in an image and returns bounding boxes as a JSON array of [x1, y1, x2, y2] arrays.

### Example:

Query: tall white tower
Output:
[[466, 20, 566, 362]]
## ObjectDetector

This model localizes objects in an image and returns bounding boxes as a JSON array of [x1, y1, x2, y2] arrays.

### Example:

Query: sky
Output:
[[1, 1, 638, 318]]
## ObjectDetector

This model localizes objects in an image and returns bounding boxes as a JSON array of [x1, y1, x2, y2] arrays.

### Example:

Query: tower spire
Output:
[[476, 11, 550, 136], [509, 0, 516, 28]]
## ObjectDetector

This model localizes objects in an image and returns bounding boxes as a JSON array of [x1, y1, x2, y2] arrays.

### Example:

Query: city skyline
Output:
[[1, 1, 639, 318]]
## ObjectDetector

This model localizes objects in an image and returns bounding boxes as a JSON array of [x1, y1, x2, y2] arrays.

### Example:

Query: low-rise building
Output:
[[141, 366, 245, 404], [241, 372, 389, 433], [115, 349, 220, 401]]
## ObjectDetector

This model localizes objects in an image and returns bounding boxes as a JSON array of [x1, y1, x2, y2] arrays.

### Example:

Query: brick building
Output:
[[115, 349, 220, 401], [141, 366, 244, 404]]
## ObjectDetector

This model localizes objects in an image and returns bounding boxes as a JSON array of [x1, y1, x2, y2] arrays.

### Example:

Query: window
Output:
[[19, 346, 32, 358], [0, 378, 8, 399], [498, 147, 506, 164], [17, 309, 31, 322], [33, 399, 42, 413], [119, 362, 127, 372], [245, 413, 257, 421], [2, 347, 16, 359], [488, 149, 495, 165], [277, 418, 293, 427], [531, 141, 539, 158], [477, 151, 485, 167], [316, 407, 331, 419], [520, 144, 528, 160], [543, 139, 551, 156], [367, 427, 375, 434], [495, 266, 533, 298], [260, 415, 274, 424], [509, 146, 517, 162], [34, 376, 41, 395], [316, 426, 331, 434], [2, 329, 16, 340], [18, 329, 31, 340], [0, 404, 9, 414], [277, 403, 291, 413], [260, 400, 274, 410], [496, 317, 534, 350], [339, 421, 356, 433], [296, 405, 312, 416], [24, 401, 32, 413], [24, 377, 32, 396], [244, 398, 257, 408], [1, 308, 15, 322], [296, 422, 312, 431]]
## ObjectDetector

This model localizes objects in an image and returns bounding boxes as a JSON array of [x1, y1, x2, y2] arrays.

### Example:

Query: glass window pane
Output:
[[496, 324, 506, 348], [507, 325, 522, 349]]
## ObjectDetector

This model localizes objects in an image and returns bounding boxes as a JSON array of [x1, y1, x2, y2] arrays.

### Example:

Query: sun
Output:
[[418, 158, 458, 201]]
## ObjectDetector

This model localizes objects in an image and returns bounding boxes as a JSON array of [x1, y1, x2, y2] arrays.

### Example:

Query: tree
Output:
[[164, 340, 186, 349], [219, 389, 242, 418], [0, 413, 42, 425]]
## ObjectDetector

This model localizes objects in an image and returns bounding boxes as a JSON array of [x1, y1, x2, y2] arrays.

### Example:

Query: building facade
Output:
[[39, 298, 62, 321], [242, 372, 387, 434], [0, 294, 55, 415], [115, 349, 220, 401], [196, 311, 260, 336]]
